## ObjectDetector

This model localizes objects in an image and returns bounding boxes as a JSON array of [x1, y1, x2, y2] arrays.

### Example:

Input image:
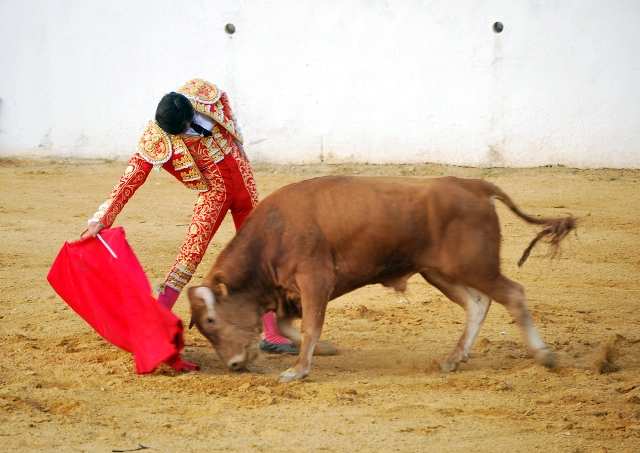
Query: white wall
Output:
[[1, 0, 639, 168]]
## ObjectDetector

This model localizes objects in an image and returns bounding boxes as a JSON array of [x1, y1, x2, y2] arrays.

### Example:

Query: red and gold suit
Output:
[[90, 79, 259, 294]]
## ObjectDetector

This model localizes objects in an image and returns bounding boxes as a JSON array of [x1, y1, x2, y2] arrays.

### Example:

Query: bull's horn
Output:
[[217, 282, 228, 298], [194, 286, 216, 322]]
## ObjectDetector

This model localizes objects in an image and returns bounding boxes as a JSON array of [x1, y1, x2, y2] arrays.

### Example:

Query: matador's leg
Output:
[[158, 174, 230, 309]]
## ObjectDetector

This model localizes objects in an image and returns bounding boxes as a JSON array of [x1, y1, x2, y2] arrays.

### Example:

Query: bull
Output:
[[188, 176, 577, 382]]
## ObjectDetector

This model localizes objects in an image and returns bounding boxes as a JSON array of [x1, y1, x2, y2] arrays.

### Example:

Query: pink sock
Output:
[[262, 312, 290, 344], [158, 286, 180, 311]]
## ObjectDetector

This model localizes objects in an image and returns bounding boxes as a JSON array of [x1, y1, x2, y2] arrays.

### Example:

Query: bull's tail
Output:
[[513, 215, 577, 267], [490, 186, 578, 267]]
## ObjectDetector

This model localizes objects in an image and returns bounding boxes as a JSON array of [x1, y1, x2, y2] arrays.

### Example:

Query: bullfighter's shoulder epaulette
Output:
[[177, 78, 222, 105], [177, 79, 243, 143], [136, 121, 173, 165]]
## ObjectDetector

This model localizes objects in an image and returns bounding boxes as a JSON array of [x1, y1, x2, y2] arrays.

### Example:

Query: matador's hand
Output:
[[87, 221, 105, 237]]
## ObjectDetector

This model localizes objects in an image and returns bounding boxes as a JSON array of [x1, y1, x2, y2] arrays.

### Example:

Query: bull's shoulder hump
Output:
[[266, 175, 342, 196], [435, 177, 503, 196], [262, 175, 363, 201], [263, 175, 444, 203]]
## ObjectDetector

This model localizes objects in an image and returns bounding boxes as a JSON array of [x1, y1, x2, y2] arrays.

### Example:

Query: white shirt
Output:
[[185, 112, 214, 136]]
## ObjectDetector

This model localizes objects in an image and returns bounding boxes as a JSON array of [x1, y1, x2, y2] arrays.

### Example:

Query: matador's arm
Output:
[[88, 153, 153, 228]]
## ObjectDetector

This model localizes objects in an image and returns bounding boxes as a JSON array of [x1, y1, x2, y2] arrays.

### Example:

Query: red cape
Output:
[[47, 227, 197, 374]]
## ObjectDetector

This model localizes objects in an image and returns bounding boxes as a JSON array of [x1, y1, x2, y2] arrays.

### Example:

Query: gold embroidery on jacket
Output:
[[182, 179, 209, 192], [193, 101, 243, 142], [172, 154, 193, 171], [180, 167, 202, 182], [177, 79, 221, 104], [137, 122, 172, 164], [169, 135, 188, 155]]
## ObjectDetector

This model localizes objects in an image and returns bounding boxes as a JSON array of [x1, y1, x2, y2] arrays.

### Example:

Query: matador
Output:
[[88, 79, 299, 353]]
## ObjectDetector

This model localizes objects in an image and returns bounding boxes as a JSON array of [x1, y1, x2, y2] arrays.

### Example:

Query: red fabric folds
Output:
[[47, 227, 198, 374]]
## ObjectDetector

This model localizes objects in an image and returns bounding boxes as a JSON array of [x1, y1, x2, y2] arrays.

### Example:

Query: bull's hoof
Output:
[[536, 349, 558, 369], [313, 340, 339, 356], [278, 368, 308, 383], [441, 361, 459, 372]]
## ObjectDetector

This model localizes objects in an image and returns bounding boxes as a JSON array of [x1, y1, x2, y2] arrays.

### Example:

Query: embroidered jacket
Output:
[[90, 79, 245, 227]]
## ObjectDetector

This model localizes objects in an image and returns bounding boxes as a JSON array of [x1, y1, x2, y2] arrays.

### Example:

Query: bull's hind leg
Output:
[[275, 316, 338, 356], [421, 270, 492, 372], [477, 275, 557, 369], [274, 316, 301, 343]]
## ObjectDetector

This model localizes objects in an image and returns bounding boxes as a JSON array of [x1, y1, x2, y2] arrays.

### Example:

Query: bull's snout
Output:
[[225, 343, 260, 371], [226, 354, 247, 371]]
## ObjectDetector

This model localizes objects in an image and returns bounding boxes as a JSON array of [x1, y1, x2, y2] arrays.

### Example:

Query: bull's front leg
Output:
[[278, 273, 333, 382], [278, 308, 325, 382]]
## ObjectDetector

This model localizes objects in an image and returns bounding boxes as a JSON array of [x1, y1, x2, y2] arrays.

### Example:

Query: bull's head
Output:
[[187, 277, 261, 371]]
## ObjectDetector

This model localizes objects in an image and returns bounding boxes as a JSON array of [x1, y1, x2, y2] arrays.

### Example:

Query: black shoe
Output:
[[260, 339, 300, 354]]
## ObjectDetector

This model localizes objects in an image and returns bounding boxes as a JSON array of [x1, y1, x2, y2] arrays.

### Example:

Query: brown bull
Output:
[[188, 176, 577, 382]]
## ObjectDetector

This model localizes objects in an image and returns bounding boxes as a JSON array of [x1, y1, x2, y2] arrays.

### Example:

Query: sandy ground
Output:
[[1, 157, 639, 452]]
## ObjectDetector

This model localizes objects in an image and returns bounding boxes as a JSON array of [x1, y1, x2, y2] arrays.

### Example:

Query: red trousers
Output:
[[163, 151, 257, 293]]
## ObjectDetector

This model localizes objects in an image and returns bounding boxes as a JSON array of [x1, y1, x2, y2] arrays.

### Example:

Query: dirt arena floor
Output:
[[1, 157, 639, 452]]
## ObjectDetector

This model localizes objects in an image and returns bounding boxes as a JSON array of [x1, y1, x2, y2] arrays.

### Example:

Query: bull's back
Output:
[[260, 175, 493, 234], [260, 176, 440, 240], [246, 176, 500, 294]]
